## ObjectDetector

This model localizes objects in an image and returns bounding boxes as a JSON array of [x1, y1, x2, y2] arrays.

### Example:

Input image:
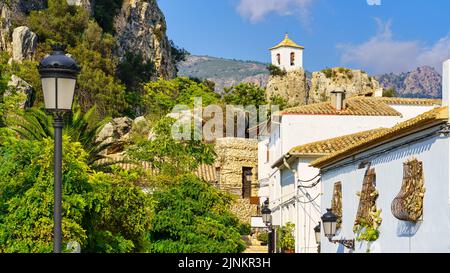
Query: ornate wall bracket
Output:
[[329, 238, 355, 251], [391, 158, 425, 222]]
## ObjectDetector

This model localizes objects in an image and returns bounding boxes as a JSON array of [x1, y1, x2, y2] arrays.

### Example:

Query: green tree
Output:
[[223, 83, 267, 107], [269, 94, 289, 110], [383, 87, 397, 98], [127, 117, 215, 175], [84, 170, 152, 253], [0, 137, 91, 253], [93, 0, 123, 34], [27, 1, 127, 118], [27, 0, 90, 47], [267, 64, 287, 77], [0, 137, 152, 253], [8, 106, 111, 166], [142, 77, 221, 119], [147, 174, 246, 253]]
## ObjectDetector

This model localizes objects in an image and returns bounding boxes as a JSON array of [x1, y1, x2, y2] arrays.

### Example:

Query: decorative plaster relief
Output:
[[391, 159, 425, 222]]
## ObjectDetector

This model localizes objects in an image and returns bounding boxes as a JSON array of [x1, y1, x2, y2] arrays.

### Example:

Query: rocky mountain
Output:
[[177, 55, 270, 93], [1, 0, 176, 79], [114, 0, 176, 79], [376, 66, 442, 98]]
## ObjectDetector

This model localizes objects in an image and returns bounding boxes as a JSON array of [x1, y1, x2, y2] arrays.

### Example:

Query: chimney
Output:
[[374, 88, 383, 98], [331, 88, 346, 111], [444, 60, 450, 110]]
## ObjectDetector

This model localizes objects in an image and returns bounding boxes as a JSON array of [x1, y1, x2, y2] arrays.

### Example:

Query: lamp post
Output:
[[261, 199, 274, 253], [314, 222, 321, 253], [321, 208, 355, 251], [38, 45, 80, 253]]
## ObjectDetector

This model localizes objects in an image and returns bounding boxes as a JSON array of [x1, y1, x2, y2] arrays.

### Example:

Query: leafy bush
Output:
[[146, 174, 246, 253], [238, 223, 251, 235], [127, 116, 216, 175], [278, 222, 295, 252], [93, 0, 123, 34], [223, 83, 267, 107], [0, 137, 152, 253], [383, 87, 397, 98], [267, 64, 287, 77], [142, 77, 221, 119], [257, 231, 269, 245]]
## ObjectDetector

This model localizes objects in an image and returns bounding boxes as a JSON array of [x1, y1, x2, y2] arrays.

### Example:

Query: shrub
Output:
[[257, 231, 269, 245], [267, 64, 287, 77], [147, 174, 246, 253]]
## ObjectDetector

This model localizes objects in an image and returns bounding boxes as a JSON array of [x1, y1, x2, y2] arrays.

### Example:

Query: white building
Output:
[[310, 60, 450, 253], [270, 34, 304, 71], [258, 94, 441, 253]]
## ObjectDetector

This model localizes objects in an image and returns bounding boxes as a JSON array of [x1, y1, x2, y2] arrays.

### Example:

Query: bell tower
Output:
[[270, 34, 304, 72]]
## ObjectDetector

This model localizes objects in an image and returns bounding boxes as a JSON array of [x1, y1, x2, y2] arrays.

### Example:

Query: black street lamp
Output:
[[261, 199, 272, 225], [261, 199, 275, 253], [321, 208, 355, 251], [38, 45, 80, 253], [314, 222, 321, 253]]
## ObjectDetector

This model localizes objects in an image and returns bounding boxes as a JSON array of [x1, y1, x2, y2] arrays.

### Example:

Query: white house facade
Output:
[[258, 95, 441, 253], [311, 60, 450, 253]]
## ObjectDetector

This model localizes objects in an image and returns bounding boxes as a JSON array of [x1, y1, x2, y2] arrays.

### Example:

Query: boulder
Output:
[[66, 0, 94, 15], [96, 117, 133, 154], [6, 75, 33, 109], [12, 26, 37, 62]]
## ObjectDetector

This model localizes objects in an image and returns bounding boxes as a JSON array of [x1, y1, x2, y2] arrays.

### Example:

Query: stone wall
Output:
[[214, 137, 259, 223], [266, 69, 309, 107]]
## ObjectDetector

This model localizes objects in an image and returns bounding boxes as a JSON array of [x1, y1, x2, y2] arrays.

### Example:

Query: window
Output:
[[242, 167, 253, 199], [277, 53, 281, 65], [215, 167, 221, 186], [290, 52, 295, 66]]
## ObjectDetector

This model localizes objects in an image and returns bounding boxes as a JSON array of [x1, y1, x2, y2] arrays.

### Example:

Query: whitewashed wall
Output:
[[320, 128, 450, 253], [271, 46, 303, 71]]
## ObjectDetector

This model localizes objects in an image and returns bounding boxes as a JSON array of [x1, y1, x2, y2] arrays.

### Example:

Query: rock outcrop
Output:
[[6, 75, 33, 108], [114, 0, 176, 79], [12, 26, 37, 62], [0, 3, 13, 53], [1, 0, 46, 53], [266, 69, 309, 107], [66, 0, 94, 14], [309, 68, 380, 103], [96, 117, 133, 155]]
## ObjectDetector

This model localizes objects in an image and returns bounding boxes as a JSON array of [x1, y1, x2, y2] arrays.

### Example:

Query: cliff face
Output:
[[309, 68, 380, 103], [266, 69, 309, 107], [377, 66, 442, 98], [114, 0, 177, 79]]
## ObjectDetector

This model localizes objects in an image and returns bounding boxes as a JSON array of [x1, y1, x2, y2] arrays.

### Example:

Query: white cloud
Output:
[[339, 19, 450, 74], [237, 0, 314, 24]]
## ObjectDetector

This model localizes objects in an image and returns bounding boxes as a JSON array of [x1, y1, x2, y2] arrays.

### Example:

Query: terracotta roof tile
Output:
[[281, 97, 440, 117], [288, 128, 388, 156], [311, 106, 448, 168]]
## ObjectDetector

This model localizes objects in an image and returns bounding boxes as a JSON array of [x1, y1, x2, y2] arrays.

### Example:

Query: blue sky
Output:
[[158, 0, 450, 74]]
